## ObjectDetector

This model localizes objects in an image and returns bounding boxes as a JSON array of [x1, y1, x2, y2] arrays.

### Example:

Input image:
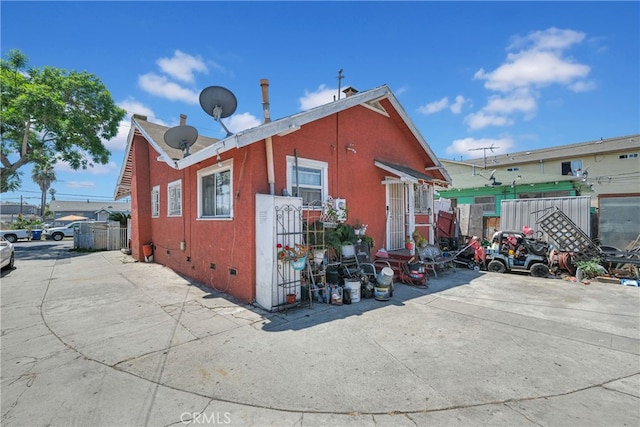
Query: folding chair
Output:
[[340, 246, 360, 278]]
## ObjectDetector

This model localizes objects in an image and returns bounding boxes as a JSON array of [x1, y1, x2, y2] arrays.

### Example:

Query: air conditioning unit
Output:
[[333, 198, 347, 222]]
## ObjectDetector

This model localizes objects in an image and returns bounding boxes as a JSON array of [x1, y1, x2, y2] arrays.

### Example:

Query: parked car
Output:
[[0, 229, 31, 243], [1, 235, 15, 271], [44, 221, 92, 241]]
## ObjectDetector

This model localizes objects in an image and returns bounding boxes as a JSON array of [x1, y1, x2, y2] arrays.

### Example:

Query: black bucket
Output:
[[326, 268, 340, 284]]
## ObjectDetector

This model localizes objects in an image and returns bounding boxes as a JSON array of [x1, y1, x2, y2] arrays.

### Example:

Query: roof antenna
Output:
[[337, 69, 344, 100], [468, 144, 500, 169]]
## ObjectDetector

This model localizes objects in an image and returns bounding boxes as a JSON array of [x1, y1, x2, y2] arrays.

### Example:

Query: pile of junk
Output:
[[445, 208, 640, 284]]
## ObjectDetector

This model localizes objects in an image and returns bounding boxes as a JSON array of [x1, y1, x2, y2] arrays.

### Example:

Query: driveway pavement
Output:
[[1, 246, 639, 426]]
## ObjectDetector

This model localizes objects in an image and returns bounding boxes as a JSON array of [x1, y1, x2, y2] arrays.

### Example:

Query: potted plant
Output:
[[412, 230, 428, 248], [276, 243, 310, 270], [353, 219, 367, 236], [336, 224, 357, 257], [361, 234, 375, 250], [575, 258, 607, 281]]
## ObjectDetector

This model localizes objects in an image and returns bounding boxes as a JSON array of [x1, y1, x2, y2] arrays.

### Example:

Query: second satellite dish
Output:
[[199, 85, 237, 137], [164, 125, 198, 158]]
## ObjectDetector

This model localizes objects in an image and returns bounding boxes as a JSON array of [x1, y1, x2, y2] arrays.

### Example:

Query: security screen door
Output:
[[386, 183, 405, 250]]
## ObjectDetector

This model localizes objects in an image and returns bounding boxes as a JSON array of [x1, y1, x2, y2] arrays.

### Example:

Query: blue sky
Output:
[[1, 1, 638, 206]]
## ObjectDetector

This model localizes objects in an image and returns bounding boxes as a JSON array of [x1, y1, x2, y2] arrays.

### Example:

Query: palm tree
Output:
[[32, 159, 56, 217]]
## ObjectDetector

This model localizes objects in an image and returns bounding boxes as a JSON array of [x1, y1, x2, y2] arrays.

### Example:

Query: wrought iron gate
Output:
[[274, 203, 304, 308]]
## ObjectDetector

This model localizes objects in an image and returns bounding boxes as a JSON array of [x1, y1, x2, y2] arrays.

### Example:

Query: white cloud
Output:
[[418, 95, 466, 115], [64, 181, 98, 189], [445, 136, 515, 158], [468, 27, 593, 131], [118, 99, 160, 120], [475, 50, 590, 92], [56, 158, 119, 175], [418, 97, 449, 115], [103, 120, 129, 151], [507, 27, 585, 52], [299, 84, 337, 110], [450, 95, 466, 114], [138, 73, 200, 104], [394, 85, 408, 96], [102, 99, 167, 152], [569, 80, 597, 92], [156, 50, 208, 83], [484, 90, 537, 115], [224, 112, 261, 134], [464, 111, 513, 130]]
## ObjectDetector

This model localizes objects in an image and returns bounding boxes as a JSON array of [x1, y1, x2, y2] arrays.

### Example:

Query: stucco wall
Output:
[[132, 104, 437, 303]]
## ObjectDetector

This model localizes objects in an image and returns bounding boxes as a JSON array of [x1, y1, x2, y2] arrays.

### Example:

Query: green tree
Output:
[[108, 212, 130, 227], [31, 156, 56, 217], [1, 49, 126, 192]]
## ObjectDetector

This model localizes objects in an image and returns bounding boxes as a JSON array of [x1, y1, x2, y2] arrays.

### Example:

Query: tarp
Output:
[[55, 214, 89, 221]]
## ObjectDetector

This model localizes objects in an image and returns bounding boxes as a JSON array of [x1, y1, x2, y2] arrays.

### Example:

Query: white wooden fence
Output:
[[75, 221, 129, 251]]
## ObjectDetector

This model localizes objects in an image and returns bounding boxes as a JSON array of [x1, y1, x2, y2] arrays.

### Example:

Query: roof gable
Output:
[[114, 84, 451, 199]]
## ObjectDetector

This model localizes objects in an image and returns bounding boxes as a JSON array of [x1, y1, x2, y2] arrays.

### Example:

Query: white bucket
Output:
[[341, 244, 355, 258], [313, 250, 325, 266], [344, 279, 361, 303], [376, 267, 394, 286]]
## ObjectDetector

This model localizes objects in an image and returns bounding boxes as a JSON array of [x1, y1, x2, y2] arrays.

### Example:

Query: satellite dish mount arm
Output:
[[211, 105, 233, 137]]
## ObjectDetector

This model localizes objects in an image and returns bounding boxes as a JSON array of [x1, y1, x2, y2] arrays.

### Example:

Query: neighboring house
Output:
[[49, 200, 131, 223], [437, 134, 640, 247], [114, 83, 451, 304], [0, 202, 40, 225]]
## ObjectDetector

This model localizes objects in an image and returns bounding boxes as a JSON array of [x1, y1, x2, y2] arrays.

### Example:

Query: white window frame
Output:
[[151, 185, 160, 218], [414, 184, 431, 213], [561, 160, 583, 176], [197, 160, 233, 220], [167, 179, 182, 217], [286, 156, 328, 208]]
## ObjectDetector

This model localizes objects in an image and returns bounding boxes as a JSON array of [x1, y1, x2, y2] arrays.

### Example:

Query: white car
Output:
[[1, 235, 15, 271], [44, 221, 91, 241]]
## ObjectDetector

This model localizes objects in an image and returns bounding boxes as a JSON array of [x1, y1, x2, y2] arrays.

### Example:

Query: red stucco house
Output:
[[114, 83, 451, 306]]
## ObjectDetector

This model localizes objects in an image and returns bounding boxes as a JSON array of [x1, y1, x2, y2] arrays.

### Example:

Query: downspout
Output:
[[260, 79, 275, 195]]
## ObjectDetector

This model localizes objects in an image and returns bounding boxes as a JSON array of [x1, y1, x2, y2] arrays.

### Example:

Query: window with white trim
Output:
[[286, 156, 328, 207], [561, 160, 582, 176], [151, 185, 160, 218], [197, 161, 233, 219], [414, 184, 431, 213], [167, 179, 182, 217]]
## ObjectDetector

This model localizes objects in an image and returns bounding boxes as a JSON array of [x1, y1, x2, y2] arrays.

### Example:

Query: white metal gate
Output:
[[386, 183, 405, 250]]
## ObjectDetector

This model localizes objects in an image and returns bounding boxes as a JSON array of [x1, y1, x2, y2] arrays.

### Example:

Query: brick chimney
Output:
[[180, 114, 187, 125]]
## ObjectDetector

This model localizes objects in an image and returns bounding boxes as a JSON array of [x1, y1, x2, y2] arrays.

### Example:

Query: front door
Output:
[[386, 183, 405, 250]]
